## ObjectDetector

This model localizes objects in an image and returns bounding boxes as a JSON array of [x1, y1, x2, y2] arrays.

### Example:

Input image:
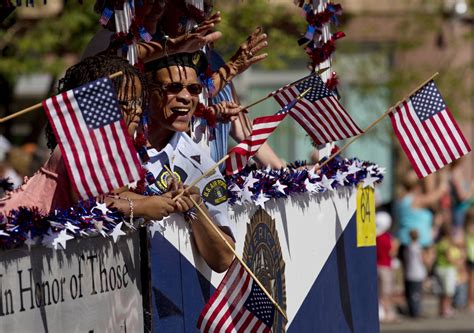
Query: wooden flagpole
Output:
[[173, 87, 313, 201], [163, 165, 287, 320], [313, 72, 440, 171], [241, 67, 330, 110], [0, 71, 124, 123]]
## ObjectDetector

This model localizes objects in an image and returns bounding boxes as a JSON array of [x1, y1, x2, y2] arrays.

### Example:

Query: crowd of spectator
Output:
[[376, 158, 474, 322]]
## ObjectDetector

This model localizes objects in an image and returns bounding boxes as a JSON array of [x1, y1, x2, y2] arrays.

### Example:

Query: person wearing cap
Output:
[[144, 51, 235, 273]]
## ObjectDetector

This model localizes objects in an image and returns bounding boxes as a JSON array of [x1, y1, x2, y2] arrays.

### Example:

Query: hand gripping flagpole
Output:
[[173, 87, 313, 201], [163, 165, 288, 321], [0, 71, 124, 123], [313, 72, 440, 172]]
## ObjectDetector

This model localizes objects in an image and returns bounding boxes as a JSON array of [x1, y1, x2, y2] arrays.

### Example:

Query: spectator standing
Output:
[[435, 223, 457, 317], [376, 211, 397, 322], [403, 229, 427, 317], [464, 207, 474, 311]]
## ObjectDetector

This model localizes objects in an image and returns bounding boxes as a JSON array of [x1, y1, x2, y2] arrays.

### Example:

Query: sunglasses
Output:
[[158, 82, 203, 96]]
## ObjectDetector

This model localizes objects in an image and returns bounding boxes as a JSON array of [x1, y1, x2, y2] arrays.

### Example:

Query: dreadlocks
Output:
[[45, 54, 148, 151]]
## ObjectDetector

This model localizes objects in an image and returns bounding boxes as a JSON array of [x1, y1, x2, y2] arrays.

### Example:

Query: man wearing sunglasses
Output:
[[144, 51, 235, 273]]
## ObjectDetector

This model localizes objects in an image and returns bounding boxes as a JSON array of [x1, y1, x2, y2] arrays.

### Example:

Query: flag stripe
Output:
[[90, 129, 118, 190], [444, 108, 471, 153], [397, 103, 431, 176], [321, 97, 351, 138], [198, 261, 242, 331], [210, 267, 252, 332], [53, 95, 95, 197], [43, 98, 88, 198], [218, 272, 253, 332], [291, 103, 332, 143], [390, 106, 425, 178], [99, 127, 125, 186], [420, 120, 448, 166], [439, 111, 467, 156], [203, 266, 247, 332], [88, 129, 114, 191], [289, 106, 327, 144], [404, 102, 440, 171], [428, 117, 456, 163]]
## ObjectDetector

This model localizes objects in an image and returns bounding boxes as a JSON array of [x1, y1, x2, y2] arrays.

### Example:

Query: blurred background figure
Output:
[[376, 210, 398, 322], [434, 223, 458, 317], [465, 207, 474, 312], [403, 229, 427, 318]]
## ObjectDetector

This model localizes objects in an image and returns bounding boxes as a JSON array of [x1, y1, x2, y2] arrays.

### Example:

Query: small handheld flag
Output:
[[389, 80, 471, 178], [197, 259, 275, 333], [225, 92, 306, 176], [42, 77, 142, 199], [274, 75, 362, 145]]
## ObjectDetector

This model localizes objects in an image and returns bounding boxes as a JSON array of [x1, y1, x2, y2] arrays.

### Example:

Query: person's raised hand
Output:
[[228, 26, 268, 76], [209, 101, 248, 123]]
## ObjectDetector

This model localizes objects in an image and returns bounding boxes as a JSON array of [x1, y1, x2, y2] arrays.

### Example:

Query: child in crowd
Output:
[[465, 207, 474, 311], [403, 229, 427, 318], [452, 232, 468, 310], [376, 211, 397, 322], [435, 223, 457, 317]]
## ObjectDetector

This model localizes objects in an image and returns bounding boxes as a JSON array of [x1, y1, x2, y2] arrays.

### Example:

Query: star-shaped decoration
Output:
[[254, 191, 270, 209], [0, 230, 10, 237], [24, 231, 36, 251], [56, 229, 74, 250], [93, 220, 108, 237], [304, 179, 320, 193], [362, 175, 379, 189], [346, 161, 361, 175], [241, 186, 254, 204], [149, 221, 166, 237], [243, 171, 259, 189], [41, 229, 59, 249], [307, 165, 319, 179], [92, 202, 109, 215], [320, 175, 335, 191], [377, 167, 386, 174], [274, 180, 287, 194], [65, 222, 79, 234], [110, 222, 126, 243], [334, 171, 347, 186]]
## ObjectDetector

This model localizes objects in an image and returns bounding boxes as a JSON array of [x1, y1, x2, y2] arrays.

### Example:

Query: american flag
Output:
[[225, 100, 296, 175], [274, 75, 362, 145], [197, 259, 275, 333], [42, 77, 142, 199], [389, 80, 471, 178]]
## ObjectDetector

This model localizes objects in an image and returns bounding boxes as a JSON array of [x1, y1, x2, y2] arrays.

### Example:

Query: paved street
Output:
[[381, 295, 474, 333]]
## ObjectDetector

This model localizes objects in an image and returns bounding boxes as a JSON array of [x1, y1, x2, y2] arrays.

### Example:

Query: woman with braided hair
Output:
[[0, 54, 179, 221]]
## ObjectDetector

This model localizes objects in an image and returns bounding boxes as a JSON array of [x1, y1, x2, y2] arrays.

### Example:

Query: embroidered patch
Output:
[[154, 165, 188, 192], [201, 179, 227, 206]]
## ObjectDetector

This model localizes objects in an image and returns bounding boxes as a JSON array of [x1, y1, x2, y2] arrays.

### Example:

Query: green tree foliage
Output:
[[214, 0, 307, 69], [0, 0, 99, 83]]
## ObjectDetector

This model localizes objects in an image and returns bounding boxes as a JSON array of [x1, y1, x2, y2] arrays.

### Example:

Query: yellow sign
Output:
[[356, 185, 376, 247]]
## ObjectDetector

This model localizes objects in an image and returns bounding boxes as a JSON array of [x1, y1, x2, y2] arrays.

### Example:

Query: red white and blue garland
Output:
[[0, 198, 130, 250], [225, 155, 384, 208], [0, 155, 383, 250]]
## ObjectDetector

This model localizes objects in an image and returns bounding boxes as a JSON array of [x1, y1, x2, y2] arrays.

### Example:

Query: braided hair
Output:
[[46, 54, 148, 151]]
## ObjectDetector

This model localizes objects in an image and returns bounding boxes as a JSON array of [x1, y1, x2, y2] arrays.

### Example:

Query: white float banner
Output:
[[0, 232, 143, 333]]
